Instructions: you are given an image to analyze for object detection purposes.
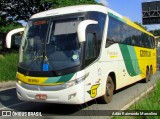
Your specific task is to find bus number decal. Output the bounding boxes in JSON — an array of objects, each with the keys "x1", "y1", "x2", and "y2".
[{"x1": 28, "y1": 79, "x2": 39, "y2": 83}]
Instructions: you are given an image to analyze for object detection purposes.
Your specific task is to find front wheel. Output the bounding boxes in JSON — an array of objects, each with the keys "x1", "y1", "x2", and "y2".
[{"x1": 98, "y1": 76, "x2": 114, "y2": 104}]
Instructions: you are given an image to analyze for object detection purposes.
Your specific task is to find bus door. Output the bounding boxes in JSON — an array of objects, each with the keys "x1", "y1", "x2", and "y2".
[{"x1": 84, "y1": 32, "x2": 102, "y2": 102}]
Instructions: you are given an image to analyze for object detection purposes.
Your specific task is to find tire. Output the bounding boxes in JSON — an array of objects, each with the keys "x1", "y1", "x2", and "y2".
[
  {"x1": 144, "y1": 68, "x2": 150, "y2": 83},
  {"x1": 98, "y1": 76, "x2": 114, "y2": 104},
  {"x1": 149, "y1": 66, "x2": 153, "y2": 80}
]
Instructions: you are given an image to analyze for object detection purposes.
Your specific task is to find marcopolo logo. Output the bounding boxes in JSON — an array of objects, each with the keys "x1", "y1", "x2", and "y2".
[{"x1": 140, "y1": 50, "x2": 151, "y2": 57}]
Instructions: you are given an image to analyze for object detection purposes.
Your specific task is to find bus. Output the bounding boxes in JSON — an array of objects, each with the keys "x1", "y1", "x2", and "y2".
[{"x1": 6, "y1": 5, "x2": 156, "y2": 104}]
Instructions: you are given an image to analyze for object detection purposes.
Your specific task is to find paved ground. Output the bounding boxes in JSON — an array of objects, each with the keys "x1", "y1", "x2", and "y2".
[{"x1": 0, "y1": 71, "x2": 159, "y2": 119}]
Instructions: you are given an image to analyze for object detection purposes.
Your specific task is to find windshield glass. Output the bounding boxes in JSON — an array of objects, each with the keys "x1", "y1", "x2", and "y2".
[{"x1": 19, "y1": 16, "x2": 82, "y2": 72}]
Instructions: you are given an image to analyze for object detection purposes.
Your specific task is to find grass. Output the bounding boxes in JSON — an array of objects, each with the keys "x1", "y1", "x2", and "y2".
[
  {"x1": 0, "y1": 51, "x2": 18, "y2": 82},
  {"x1": 112, "y1": 80, "x2": 160, "y2": 119}
]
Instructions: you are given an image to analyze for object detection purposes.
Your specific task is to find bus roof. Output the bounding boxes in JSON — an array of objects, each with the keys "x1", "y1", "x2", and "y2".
[
  {"x1": 31, "y1": 5, "x2": 108, "y2": 19},
  {"x1": 31, "y1": 4, "x2": 153, "y2": 37}
]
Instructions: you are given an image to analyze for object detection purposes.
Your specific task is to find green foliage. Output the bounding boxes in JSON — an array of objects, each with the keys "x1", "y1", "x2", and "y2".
[
  {"x1": 134, "y1": 22, "x2": 160, "y2": 37},
  {"x1": 150, "y1": 29, "x2": 160, "y2": 36},
  {"x1": 43, "y1": 0, "x2": 99, "y2": 8},
  {"x1": 134, "y1": 22, "x2": 147, "y2": 30},
  {"x1": 0, "y1": 15, "x2": 23, "y2": 33},
  {"x1": 0, "y1": 20, "x2": 22, "y2": 33},
  {"x1": 0, "y1": 52, "x2": 18, "y2": 82},
  {"x1": 112, "y1": 80, "x2": 160, "y2": 119}
]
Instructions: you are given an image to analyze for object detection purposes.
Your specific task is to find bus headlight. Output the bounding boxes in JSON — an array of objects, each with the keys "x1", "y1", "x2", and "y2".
[
  {"x1": 17, "y1": 80, "x2": 22, "y2": 85},
  {"x1": 65, "y1": 80, "x2": 76, "y2": 88},
  {"x1": 62, "y1": 73, "x2": 89, "y2": 89}
]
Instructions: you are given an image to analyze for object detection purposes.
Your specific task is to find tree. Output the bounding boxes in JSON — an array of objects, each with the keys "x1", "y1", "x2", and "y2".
[
  {"x1": 134, "y1": 22, "x2": 147, "y2": 30},
  {"x1": 0, "y1": 20, "x2": 22, "y2": 33},
  {"x1": 0, "y1": 0, "x2": 56, "y2": 33},
  {"x1": 150, "y1": 29, "x2": 160, "y2": 36},
  {"x1": 0, "y1": 0, "x2": 98, "y2": 22},
  {"x1": 52, "y1": 0, "x2": 98, "y2": 8},
  {"x1": 0, "y1": 0, "x2": 53, "y2": 22}
]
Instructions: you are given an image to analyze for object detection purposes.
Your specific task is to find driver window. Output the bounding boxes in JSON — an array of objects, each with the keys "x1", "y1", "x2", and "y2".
[{"x1": 85, "y1": 33, "x2": 96, "y2": 60}]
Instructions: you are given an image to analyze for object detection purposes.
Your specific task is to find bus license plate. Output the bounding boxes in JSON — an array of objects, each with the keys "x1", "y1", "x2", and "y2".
[{"x1": 35, "y1": 94, "x2": 47, "y2": 100}]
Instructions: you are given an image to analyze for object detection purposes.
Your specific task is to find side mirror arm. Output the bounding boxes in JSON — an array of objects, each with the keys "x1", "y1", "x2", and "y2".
[
  {"x1": 77, "y1": 20, "x2": 98, "y2": 43},
  {"x1": 6, "y1": 28, "x2": 25, "y2": 48}
]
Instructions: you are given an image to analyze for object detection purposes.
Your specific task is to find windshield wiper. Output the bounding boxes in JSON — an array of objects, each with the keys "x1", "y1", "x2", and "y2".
[{"x1": 25, "y1": 52, "x2": 42, "y2": 76}]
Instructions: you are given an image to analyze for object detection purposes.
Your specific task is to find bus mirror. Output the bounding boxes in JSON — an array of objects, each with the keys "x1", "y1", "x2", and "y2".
[
  {"x1": 77, "y1": 20, "x2": 98, "y2": 42},
  {"x1": 6, "y1": 28, "x2": 25, "y2": 48}
]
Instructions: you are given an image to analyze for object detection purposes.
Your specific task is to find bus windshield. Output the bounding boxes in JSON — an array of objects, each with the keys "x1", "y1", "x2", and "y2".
[{"x1": 19, "y1": 17, "x2": 83, "y2": 72}]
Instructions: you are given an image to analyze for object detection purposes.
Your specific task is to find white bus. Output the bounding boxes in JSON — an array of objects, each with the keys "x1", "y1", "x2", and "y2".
[{"x1": 6, "y1": 5, "x2": 156, "y2": 104}]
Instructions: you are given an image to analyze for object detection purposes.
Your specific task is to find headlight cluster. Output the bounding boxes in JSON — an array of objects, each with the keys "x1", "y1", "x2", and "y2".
[{"x1": 62, "y1": 73, "x2": 89, "y2": 89}]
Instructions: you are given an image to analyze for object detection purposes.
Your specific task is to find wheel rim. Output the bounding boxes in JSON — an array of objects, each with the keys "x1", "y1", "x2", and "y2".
[{"x1": 106, "y1": 80, "x2": 113, "y2": 97}]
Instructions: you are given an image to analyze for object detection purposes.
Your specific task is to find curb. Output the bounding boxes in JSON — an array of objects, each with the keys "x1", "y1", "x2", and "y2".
[
  {"x1": 110, "y1": 84, "x2": 156, "y2": 119},
  {"x1": 0, "y1": 81, "x2": 16, "y2": 90},
  {"x1": 121, "y1": 84, "x2": 156, "y2": 110}
]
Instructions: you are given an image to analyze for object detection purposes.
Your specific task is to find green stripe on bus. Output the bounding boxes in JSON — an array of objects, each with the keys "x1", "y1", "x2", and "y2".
[
  {"x1": 119, "y1": 44, "x2": 137, "y2": 76},
  {"x1": 128, "y1": 46, "x2": 137, "y2": 74},
  {"x1": 58, "y1": 73, "x2": 75, "y2": 82},
  {"x1": 44, "y1": 73, "x2": 75, "y2": 84},
  {"x1": 108, "y1": 12, "x2": 125, "y2": 23},
  {"x1": 44, "y1": 77, "x2": 61, "y2": 84},
  {"x1": 127, "y1": 46, "x2": 142, "y2": 74}
]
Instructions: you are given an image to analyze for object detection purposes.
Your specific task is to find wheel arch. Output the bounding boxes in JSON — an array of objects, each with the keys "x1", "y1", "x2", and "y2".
[{"x1": 108, "y1": 72, "x2": 116, "y2": 91}]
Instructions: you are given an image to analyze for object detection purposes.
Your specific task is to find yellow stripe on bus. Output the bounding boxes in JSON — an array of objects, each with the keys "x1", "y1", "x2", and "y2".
[
  {"x1": 16, "y1": 72, "x2": 48, "y2": 85},
  {"x1": 123, "y1": 17, "x2": 153, "y2": 36}
]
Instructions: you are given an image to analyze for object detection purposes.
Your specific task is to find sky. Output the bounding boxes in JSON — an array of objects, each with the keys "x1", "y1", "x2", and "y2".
[{"x1": 96, "y1": 0, "x2": 160, "y2": 30}]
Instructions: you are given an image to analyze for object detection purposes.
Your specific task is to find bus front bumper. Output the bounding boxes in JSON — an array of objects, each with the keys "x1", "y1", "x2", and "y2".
[{"x1": 16, "y1": 82, "x2": 85, "y2": 104}]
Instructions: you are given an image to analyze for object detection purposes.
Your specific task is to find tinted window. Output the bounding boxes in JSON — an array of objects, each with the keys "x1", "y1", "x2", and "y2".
[
  {"x1": 86, "y1": 33, "x2": 96, "y2": 60},
  {"x1": 107, "y1": 17, "x2": 122, "y2": 43},
  {"x1": 151, "y1": 37, "x2": 155, "y2": 48},
  {"x1": 87, "y1": 12, "x2": 106, "y2": 51},
  {"x1": 106, "y1": 16, "x2": 154, "y2": 49}
]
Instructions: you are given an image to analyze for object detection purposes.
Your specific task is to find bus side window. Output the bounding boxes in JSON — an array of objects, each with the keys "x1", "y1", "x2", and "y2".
[
  {"x1": 152, "y1": 37, "x2": 155, "y2": 48},
  {"x1": 85, "y1": 33, "x2": 96, "y2": 60}
]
